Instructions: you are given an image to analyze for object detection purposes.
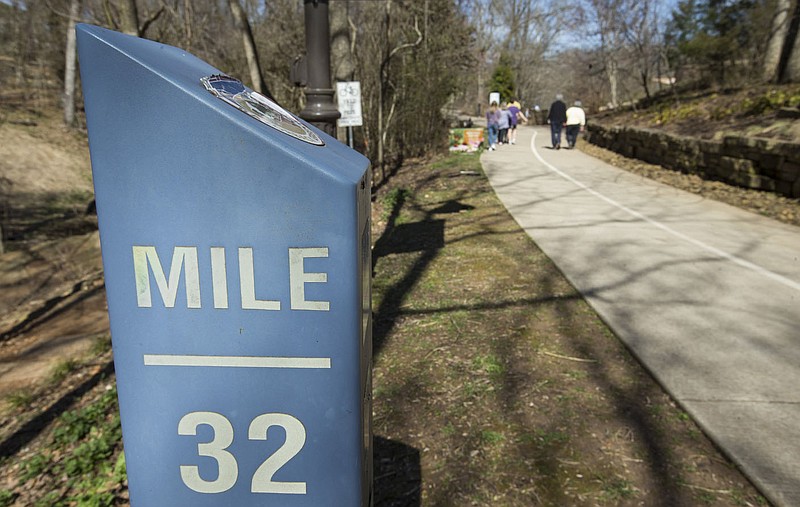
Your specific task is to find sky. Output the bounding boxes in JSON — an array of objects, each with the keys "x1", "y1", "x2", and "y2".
[{"x1": 554, "y1": 0, "x2": 683, "y2": 51}]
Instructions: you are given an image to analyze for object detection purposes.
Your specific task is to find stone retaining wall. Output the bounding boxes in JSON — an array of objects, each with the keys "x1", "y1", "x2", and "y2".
[{"x1": 586, "y1": 124, "x2": 800, "y2": 198}]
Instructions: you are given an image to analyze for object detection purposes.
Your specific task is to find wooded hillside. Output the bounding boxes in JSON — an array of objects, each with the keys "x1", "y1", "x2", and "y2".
[{"x1": 1, "y1": 0, "x2": 799, "y2": 157}]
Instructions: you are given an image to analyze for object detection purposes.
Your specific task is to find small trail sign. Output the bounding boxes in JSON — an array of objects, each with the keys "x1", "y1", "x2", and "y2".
[{"x1": 337, "y1": 82, "x2": 363, "y2": 128}]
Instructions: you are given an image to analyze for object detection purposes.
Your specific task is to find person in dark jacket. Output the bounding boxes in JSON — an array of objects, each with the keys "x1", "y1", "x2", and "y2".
[{"x1": 547, "y1": 94, "x2": 567, "y2": 149}]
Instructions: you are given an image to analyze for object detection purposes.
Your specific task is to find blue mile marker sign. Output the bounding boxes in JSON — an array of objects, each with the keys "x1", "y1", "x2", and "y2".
[{"x1": 77, "y1": 24, "x2": 372, "y2": 506}]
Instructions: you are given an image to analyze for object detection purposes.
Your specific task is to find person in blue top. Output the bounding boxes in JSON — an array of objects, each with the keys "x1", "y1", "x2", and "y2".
[
  {"x1": 486, "y1": 101, "x2": 500, "y2": 151},
  {"x1": 547, "y1": 94, "x2": 567, "y2": 149}
]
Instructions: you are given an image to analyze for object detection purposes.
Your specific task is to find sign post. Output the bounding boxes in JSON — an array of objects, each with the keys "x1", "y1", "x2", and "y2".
[{"x1": 77, "y1": 24, "x2": 372, "y2": 506}]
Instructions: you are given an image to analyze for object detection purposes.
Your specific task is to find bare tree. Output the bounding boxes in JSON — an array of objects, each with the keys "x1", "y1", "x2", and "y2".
[
  {"x1": 622, "y1": 0, "x2": 662, "y2": 99},
  {"x1": 331, "y1": 0, "x2": 356, "y2": 82},
  {"x1": 118, "y1": 0, "x2": 138, "y2": 34},
  {"x1": 342, "y1": 0, "x2": 473, "y2": 181},
  {"x1": 584, "y1": 0, "x2": 632, "y2": 107},
  {"x1": 376, "y1": 0, "x2": 423, "y2": 173},
  {"x1": 330, "y1": 1, "x2": 356, "y2": 142},
  {"x1": 97, "y1": 0, "x2": 163, "y2": 37},
  {"x1": 63, "y1": 0, "x2": 82, "y2": 127},
  {"x1": 1, "y1": 0, "x2": 479, "y2": 184},
  {"x1": 467, "y1": 0, "x2": 494, "y2": 110},
  {"x1": 781, "y1": 0, "x2": 800, "y2": 82},
  {"x1": 0, "y1": 178, "x2": 10, "y2": 256},
  {"x1": 228, "y1": 0, "x2": 270, "y2": 97},
  {"x1": 489, "y1": 0, "x2": 561, "y2": 103},
  {"x1": 764, "y1": 0, "x2": 793, "y2": 81}
]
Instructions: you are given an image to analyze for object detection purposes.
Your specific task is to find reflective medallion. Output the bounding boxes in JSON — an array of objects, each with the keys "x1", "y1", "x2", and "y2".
[{"x1": 202, "y1": 74, "x2": 323, "y2": 146}]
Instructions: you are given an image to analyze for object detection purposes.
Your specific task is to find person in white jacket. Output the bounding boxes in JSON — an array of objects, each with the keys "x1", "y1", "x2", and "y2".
[{"x1": 565, "y1": 100, "x2": 586, "y2": 149}]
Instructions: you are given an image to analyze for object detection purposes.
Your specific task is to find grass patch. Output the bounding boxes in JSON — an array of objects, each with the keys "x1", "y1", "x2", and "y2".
[
  {"x1": 480, "y1": 430, "x2": 505, "y2": 444},
  {"x1": 380, "y1": 187, "x2": 411, "y2": 221},
  {"x1": 740, "y1": 88, "x2": 800, "y2": 115},
  {"x1": 49, "y1": 358, "x2": 79, "y2": 384},
  {"x1": 520, "y1": 429, "x2": 570, "y2": 446},
  {"x1": 600, "y1": 477, "x2": 636, "y2": 500},
  {"x1": 472, "y1": 354, "x2": 503, "y2": 377},
  {"x1": 15, "y1": 386, "x2": 124, "y2": 506},
  {"x1": 0, "y1": 490, "x2": 16, "y2": 507},
  {"x1": 5, "y1": 389, "x2": 34, "y2": 408},
  {"x1": 90, "y1": 334, "x2": 112, "y2": 355}
]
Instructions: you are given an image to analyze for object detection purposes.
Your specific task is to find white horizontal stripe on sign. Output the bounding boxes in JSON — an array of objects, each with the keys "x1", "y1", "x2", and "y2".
[{"x1": 143, "y1": 354, "x2": 331, "y2": 369}]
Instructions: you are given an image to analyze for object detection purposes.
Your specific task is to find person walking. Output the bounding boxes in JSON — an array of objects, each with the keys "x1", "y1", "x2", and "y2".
[
  {"x1": 508, "y1": 99, "x2": 526, "y2": 145},
  {"x1": 547, "y1": 94, "x2": 567, "y2": 149},
  {"x1": 565, "y1": 100, "x2": 586, "y2": 149},
  {"x1": 486, "y1": 101, "x2": 500, "y2": 151},
  {"x1": 497, "y1": 102, "x2": 511, "y2": 145}
]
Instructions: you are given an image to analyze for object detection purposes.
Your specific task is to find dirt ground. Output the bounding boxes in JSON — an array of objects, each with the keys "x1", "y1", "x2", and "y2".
[
  {"x1": 0, "y1": 100, "x2": 792, "y2": 504},
  {"x1": 0, "y1": 109, "x2": 106, "y2": 408},
  {"x1": 0, "y1": 232, "x2": 107, "y2": 400}
]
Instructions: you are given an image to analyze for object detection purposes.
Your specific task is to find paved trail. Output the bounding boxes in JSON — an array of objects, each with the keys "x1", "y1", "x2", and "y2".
[{"x1": 483, "y1": 125, "x2": 800, "y2": 507}]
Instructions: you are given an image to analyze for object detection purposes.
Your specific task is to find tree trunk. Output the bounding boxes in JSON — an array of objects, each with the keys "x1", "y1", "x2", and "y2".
[
  {"x1": 331, "y1": 0, "x2": 355, "y2": 82},
  {"x1": 183, "y1": 0, "x2": 193, "y2": 47},
  {"x1": 607, "y1": 58, "x2": 619, "y2": 108},
  {"x1": 784, "y1": 0, "x2": 800, "y2": 82},
  {"x1": 63, "y1": 0, "x2": 81, "y2": 127},
  {"x1": 378, "y1": 0, "x2": 390, "y2": 177},
  {"x1": 0, "y1": 178, "x2": 6, "y2": 255},
  {"x1": 228, "y1": 0, "x2": 270, "y2": 97},
  {"x1": 331, "y1": 1, "x2": 354, "y2": 142},
  {"x1": 640, "y1": 69, "x2": 651, "y2": 99},
  {"x1": 119, "y1": 0, "x2": 139, "y2": 36},
  {"x1": 765, "y1": 0, "x2": 792, "y2": 81}
]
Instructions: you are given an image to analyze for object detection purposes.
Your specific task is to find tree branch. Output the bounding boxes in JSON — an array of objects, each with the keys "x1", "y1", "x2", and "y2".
[
  {"x1": 387, "y1": 15, "x2": 423, "y2": 61},
  {"x1": 139, "y1": 6, "x2": 165, "y2": 37}
]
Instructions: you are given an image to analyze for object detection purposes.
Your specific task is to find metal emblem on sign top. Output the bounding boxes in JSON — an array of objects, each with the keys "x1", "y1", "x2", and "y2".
[{"x1": 202, "y1": 75, "x2": 324, "y2": 146}]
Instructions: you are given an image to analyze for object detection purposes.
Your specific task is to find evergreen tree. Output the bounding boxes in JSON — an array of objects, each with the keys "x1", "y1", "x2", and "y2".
[
  {"x1": 666, "y1": 0, "x2": 759, "y2": 84},
  {"x1": 488, "y1": 53, "x2": 516, "y2": 102}
]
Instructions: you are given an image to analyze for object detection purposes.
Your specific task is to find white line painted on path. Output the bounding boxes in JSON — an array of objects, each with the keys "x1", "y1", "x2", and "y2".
[{"x1": 529, "y1": 131, "x2": 800, "y2": 293}]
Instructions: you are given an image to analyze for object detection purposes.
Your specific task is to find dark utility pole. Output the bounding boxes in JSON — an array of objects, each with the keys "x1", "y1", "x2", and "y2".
[{"x1": 299, "y1": 0, "x2": 340, "y2": 137}]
